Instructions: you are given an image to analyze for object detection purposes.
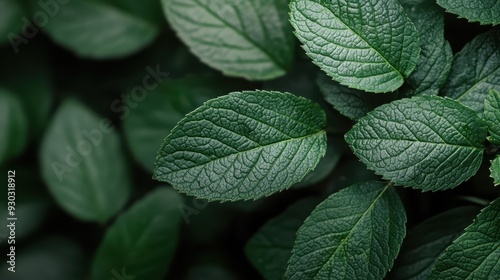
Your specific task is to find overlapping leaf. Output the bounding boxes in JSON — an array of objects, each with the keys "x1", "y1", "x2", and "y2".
[
  {"x1": 491, "y1": 156, "x2": 500, "y2": 186},
  {"x1": 437, "y1": 0, "x2": 500, "y2": 25},
  {"x1": 163, "y1": 0, "x2": 294, "y2": 80},
  {"x1": 484, "y1": 90, "x2": 500, "y2": 144},
  {"x1": 290, "y1": 0, "x2": 420, "y2": 93},
  {"x1": 346, "y1": 96, "x2": 487, "y2": 191},
  {"x1": 154, "y1": 91, "x2": 327, "y2": 201},
  {"x1": 430, "y1": 198, "x2": 500, "y2": 279},
  {"x1": 286, "y1": 181, "x2": 406, "y2": 280},
  {"x1": 0, "y1": 89, "x2": 28, "y2": 164}
]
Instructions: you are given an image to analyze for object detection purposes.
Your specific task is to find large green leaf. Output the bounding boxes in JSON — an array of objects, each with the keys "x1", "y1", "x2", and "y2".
[
  {"x1": 91, "y1": 188, "x2": 182, "y2": 280},
  {"x1": 154, "y1": 91, "x2": 327, "y2": 201},
  {"x1": 389, "y1": 206, "x2": 479, "y2": 280},
  {"x1": 286, "y1": 181, "x2": 406, "y2": 280},
  {"x1": 289, "y1": 0, "x2": 420, "y2": 93},
  {"x1": 442, "y1": 30, "x2": 500, "y2": 115},
  {"x1": 491, "y1": 156, "x2": 500, "y2": 186},
  {"x1": 124, "y1": 76, "x2": 239, "y2": 172},
  {"x1": 0, "y1": 89, "x2": 28, "y2": 165},
  {"x1": 484, "y1": 90, "x2": 500, "y2": 145},
  {"x1": 98, "y1": 0, "x2": 164, "y2": 25},
  {"x1": 40, "y1": 99, "x2": 130, "y2": 222},
  {"x1": 163, "y1": 0, "x2": 294, "y2": 80},
  {"x1": 245, "y1": 198, "x2": 319, "y2": 280},
  {"x1": 430, "y1": 198, "x2": 500, "y2": 279},
  {"x1": 400, "y1": 0, "x2": 453, "y2": 97},
  {"x1": 0, "y1": 0, "x2": 23, "y2": 46},
  {"x1": 437, "y1": 0, "x2": 500, "y2": 25},
  {"x1": 41, "y1": 0, "x2": 158, "y2": 59},
  {"x1": 346, "y1": 96, "x2": 487, "y2": 191}
]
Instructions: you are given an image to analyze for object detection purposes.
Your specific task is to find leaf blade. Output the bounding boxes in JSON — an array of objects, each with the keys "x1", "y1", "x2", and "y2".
[
  {"x1": 0, "y1": 89, "x2": 28, "y2": 164},
  {"x1": 153, "y1": 90, "x2": 327, "y2": 201},
  {"x1": 437, "y1": 0, "x2": 500, "y2": 25},
  {"x1": 491, "y1": 156, "x2": 500, "y2": 186},
  {"x1": 484, "y1": 89, "x2": 500, "y2": 145}
]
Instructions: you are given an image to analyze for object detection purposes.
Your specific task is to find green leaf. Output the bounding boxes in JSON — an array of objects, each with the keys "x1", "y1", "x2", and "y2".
[
  {"x1": 42, "y1": 0, "x2": 158, "y2": 59},
  {"x1": 286, "y1": 181, "x2": 406, "y2": 280},
  {"x1": 154, "y1": 90, "x2": 327, "y2": 201},
  {"x1": 317, "y1": 73, "x2": 396, "y2": 121},
  {"x1": 491, "y1": 156, "x2": 500, "y2": 186},
  {"x1": 389, "y1": 206, "x2": 479, "y2": 280},
  {"x1": 124, "y1": 76, "x2": 239, "y2": 172},
  {"x1": 400, "y1": 0, "x2": 453, "y2": 97},
  {"x1": 484, "y1": 90, "x2": 500, "y2": 145},
  {"x1": 245, "y1": 198, "x2": 319, "y2": 280},
  {"x1": 163, "y1": 0, "x2": 294, "y2": 80},
  {"x1": 0, "y1": 0, "x2": 24, "y2": 45},
  {"x1": 40, "y1": 99, "x2": 130, "y2": 222},
  {"x1": 430, "y1": 197, "x2": 500, "y2": 279},
  {"x1": 97, "y1": 0, "x2": 164, "y2": 25},
  {"x1": 289, "y1": 0, "x2": 420, "y2": 93},
  {"x1": 437, "y1": 0, "x2": 500, "y2": 25},
  {"x1": 345, "y1": 96, "x2": 487, "y2": 191},
  {"x1": 91, "y1": 188, "x2": 182, "y2": 280},
  {"x1": 0, "y1": 89, "x2": 28, "y2": 164},
  {"x1": 442, "y1": 30, "x2": 500, "y2": 115}
]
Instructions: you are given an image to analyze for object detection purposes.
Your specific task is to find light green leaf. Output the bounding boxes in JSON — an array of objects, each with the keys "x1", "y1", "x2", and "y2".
[
  {"x1": 484, "y1": 90, "x2": 500, "y2": 145},
  {"x1": 437, "y1": 0, "x2": 500, "y2": 25},
  {"x1": 40, "y1": 99, "x2": 130, "y2": 222},
  {"x1": 0, "y1": 89, "x2": 28, "y2": 164},
  {"x1": 245, "y1": 198, "x2": 319, "y2": 280},
  {"x1": 163, "y1": 0, "x2": 294, "y2": 80},
  {"x1": 317, "y1": 73, "x2": 396, "y2": 121},
  {"x1": 0, "y1": 0, "x2": 23, "y2": 46},
  {"x1": 491, "y1": 156, "x2": 500, "y2": 186},
  {"x1": 124, "y1": 76, "x2": 239, "y2": 172},
  {"x1": 154, "y1": 90, "x2": 327, "y2": 201},
  {"x1": 400, "y1": 0, "x2": 453, "y2": 97},
  {"x1": 442, "y1": 30, "x2": 500, "y2": 114},
  {"x1": 289, "y1": 0, "x2": 420, "y2": 93},
  {"x1": 389, "y1": 206, "x2": 479, "y2": 280},
  {"x1": 430, "y1": 197, "x2": 500, "y2": 279},
  {"x1": 345, "y1": 96, "x2": 487, "y2": 191},
  {"x1": 91, "y1": 188, "x2": 182, "y2": 280},
  {"x1": 42, "y1": 0, "x2": 158, "y2": 59},
  {"x1": 286, "y1": 181, "x2": 406, "y2": 280}
]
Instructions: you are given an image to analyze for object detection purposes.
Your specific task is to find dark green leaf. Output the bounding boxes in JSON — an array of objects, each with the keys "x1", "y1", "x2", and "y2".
[
  {"x1": 42, "y1": 0, "x2": 158, "y2": 59},
  {"x1": 430, "y1": 198, "x2": 500, "y2": 279},
  {"x1": 91, "y1": 188, "x2": 182, "y2": 280},
  {"x1": 154, "y1": 91, "x2": 327, "y2": 201},
  {"x1": 437, "y1": 0, "x2": 500, "y2": 25},
  {"x1": 289, "y1": 0, "x2": 420, "y2": 93},
  {"x1": 484, "y1": 90, "x2": 500, "y2": 145},
  {"x1": 400, "y1": 0, "x2": 453, "y2": 97},
  {"x1": 40, "y1": 99, "x2": 130, "y2": 222},
  {"x1": 491, "y1": 156, "x2": 500, "y2": 186},
  {"x1": 163, "y1": 0, "x2": 294, "y2": 80},
  {"x1": 442, "y1": 30, "x2": 500, "y2": 114},
  {"x1": 286, "y1": 181, "x2": 406, "y2": 280},
  {"x1": 0, "y1": 89, "x2": 28, "y2": 164},
  {"x1": 346, "y1": 96, "x2": 487, "y2": 191},
  {"x1": 245, "y1": 198, "x2": 319, "y2": 280},
  {"x1": 389, "y1": 206, "x2": 479, "y2": 280},
  {"x1": 0, "y1": 0, "x2": 24, "y2": 46}
]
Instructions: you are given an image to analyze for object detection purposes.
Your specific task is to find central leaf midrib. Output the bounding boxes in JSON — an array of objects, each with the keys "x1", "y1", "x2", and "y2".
[
  {"x1": 167, "y1": 130, "x2": 324, "y2": 174},
  {"x1": 187, "y1": 0, "x2": 286, "y2": 70},
  {"x1": 455, "y1": 64, "x2": 500, "y2": 101}
]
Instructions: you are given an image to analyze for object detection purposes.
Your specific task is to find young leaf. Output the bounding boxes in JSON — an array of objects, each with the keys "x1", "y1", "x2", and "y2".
[
  {"x1": 491, "y1": 156, "x2": 500, "y2": 186},
  {"x1": 0, "y1": 89, "x2": 28, "y2": 165},
  {"x1": 389, "y1": 206, "x2": 479, "y2": 280},
  {"x1": 91, "y1": 188, "x2": 183, "y2": 280},
  {"x1": 40, "y1": 99, "x2": 130, "y2": 223},
  {"x1": 245, "y1": 198, "x2": 319, "y2": 280},
  {"x1": 154, "y1": 91, "x2": 327, "y2": 201},
  {"x1": 317, "y1": 73, "x2": 396, "y2": 121},
  {"x1": 484, "y1": 90, "x2": 500, "y2": 145},
  {"x1": 163, "y1": 0, "x2": 294, "y2": 80},
  {"x1": 0, "y1": 0, "x2": 23, "y2": 45},
  {"x1": 400, "y1": 0, "x2": 453, "y2": 97},
  {"x1": 437, "y1": 0, "x2": 500, "y2": 25},
  {"x1": 430, "y1": 197, "x2": 500, "y2": 279},
  {"x1": 442, "y1": 30, "x2": 500, "y2": 114},
  {"x1": 289, "y1": 0, "x2": 420, "y2": 93},
  {"x1": 286, "y1": 181, "x2": 406, "y2": 280},
  {"x1": 345, "y1": 96, "x2": 487, "y2": 191},
  {"x1": 41, "y1": 0, "x2": 158, "y2": 59}
]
